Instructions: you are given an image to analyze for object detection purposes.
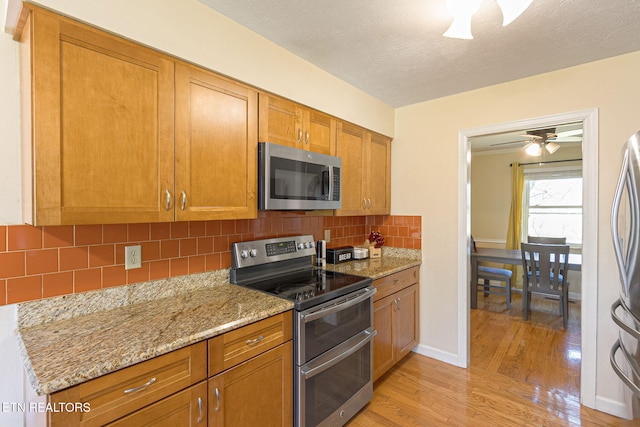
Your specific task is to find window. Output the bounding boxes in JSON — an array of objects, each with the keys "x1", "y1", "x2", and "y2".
[{"x1": 522, "y1": 167, "x2": 582, "y2": 246}]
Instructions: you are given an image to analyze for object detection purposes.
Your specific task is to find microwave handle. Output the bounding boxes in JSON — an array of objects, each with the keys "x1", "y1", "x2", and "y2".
[{"x1": 323, "y1": 166, "x2": 333, "y2": 200}]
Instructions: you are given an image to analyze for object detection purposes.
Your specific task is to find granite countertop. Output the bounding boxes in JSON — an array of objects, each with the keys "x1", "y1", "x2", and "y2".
[
  {"x1": 323, "y1": 247, "x2": 421, "y2": 279},
  {"x1": 16, "y1": 271, "x2": 293, "y2": 396},
  {"x1": 16, "y1": 247, "x2": 420, "y2": 396}
]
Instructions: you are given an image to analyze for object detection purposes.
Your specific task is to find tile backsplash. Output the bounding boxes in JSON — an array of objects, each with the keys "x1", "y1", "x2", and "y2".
[{"x1": 0, "y1": 212, "x2": 421, "y2": 306}]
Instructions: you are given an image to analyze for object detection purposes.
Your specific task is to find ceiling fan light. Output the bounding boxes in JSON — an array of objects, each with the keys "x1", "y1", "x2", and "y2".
[
  {"x1": 524, "y1": 141, "x2": 541, "y2": 156},
  {"x1": 495, "y1": 0, "x2": 533, "y2": 26},
  {"x1": 443, "y1": 0, "x2": 482, "y2": 39},
  {"x1": 443, "y1": 16, "x2": 474, "y2": 39},
  {"x1": 545, "y1": 141, "x2": 560, "y2": 154}
]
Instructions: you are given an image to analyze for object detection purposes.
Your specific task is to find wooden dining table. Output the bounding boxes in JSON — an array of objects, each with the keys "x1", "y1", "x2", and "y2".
[{"x1": 470, "y1": 247, "x2": 582, "y2": 309}]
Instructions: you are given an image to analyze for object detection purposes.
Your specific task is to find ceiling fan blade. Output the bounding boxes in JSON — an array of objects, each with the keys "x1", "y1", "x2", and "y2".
[
  {"x1": 553, "y1": 136, "x2": 582, "y2": 142},
  {"x1": 489, "y1": 140, "x2": 527, "y2": 147},
  {"x1": 556, "y1": 129, "x2": 583, "y2": 138}
]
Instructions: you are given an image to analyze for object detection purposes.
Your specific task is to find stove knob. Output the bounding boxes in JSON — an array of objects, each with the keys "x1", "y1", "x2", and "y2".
[
  {"x1": 309, "y1": 241, "x2": 315, "y2": 248},
  {"x1": 297, "y1": 243, "x2": 304, "y2": 250},
  {"x1": 304, "y1": 242, "x2": 311, "y2": 249},
  {"x1": 240, "y1": 250, "x2": 249, "y2": 259},
  {"x1": 249, "y1": 249, "x2": 258, "y2": 257}
]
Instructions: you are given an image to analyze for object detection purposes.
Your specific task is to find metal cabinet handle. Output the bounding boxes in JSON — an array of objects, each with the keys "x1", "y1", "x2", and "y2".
[
  {"x1": 362, "y1": 199, "x2": 367, "y2": 209},
  {"x1": 181, "y1": 190, "x2": 187, "y2": 211},
  {"x1": 367, "y1": 198, "x2": 372, "y2": 208},
  {"x1": 197, "y1": 397, "x2": 203, "y2": 423},
  {"x1": 246, "y1": 335, "x2": 264, "y2": 345},
  {"x1": 393, "y1": 299, "x2": 398, "y2": 312},
  {"x1": 214, "y1": 387, "x2": 221, "y2": 412},
  {"x1": 298, "y1": 129, "x2": 303, "y2": 143},
  {"x1": 305, "y1": 130, "x2": 309, "y2": 145},
  {"x1": 396, "y1": 297, "x2": 401, "y2": 310},
  {"x1": 165, "y1": 189, "x2": 172, "y2": 211},
  {"x1": 124, "y1": 377, "x2": 157, "y2": 394}
]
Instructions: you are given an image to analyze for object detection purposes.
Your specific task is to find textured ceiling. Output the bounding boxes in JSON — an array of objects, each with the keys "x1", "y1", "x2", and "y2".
[{"x1": 199, "y1": 0, "x2": 640, "y2": 108}]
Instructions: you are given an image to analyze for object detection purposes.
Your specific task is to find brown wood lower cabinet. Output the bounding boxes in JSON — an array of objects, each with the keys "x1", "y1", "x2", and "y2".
[
  {"x1": 372, "y1": 267, "x2": 420, "y2": 381},
  {"x1": 207, "y1": 342, "x2": 293, "y2": 426},
  {"x1": 106, "y1": 381, "x2": 207, "y2": 426}
]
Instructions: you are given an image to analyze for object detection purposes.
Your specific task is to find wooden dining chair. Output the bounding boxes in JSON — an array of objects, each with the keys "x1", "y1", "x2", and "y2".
[
  {"x1": 527, "y1": 236, "x2": 567, "y2": 244},
  {"x1": 471, "y1": 236, "x2": 513, "y2": 308},
  {"x1": 520, "y1": 243, "x2": 571, "y2": 328}
]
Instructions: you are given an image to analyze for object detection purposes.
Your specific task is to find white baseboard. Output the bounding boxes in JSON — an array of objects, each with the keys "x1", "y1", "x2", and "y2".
[
  {"x1": 595, "y1": 394, "x2": 631, "y2": 420},
  {"x1": 412, "y1": 344, "x2": 462, "y2": 367}
]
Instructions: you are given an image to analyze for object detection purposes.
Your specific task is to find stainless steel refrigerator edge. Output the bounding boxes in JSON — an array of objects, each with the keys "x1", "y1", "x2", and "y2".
[{"x1": 610, "y1": 130, "x2": 640, "y2": 419}]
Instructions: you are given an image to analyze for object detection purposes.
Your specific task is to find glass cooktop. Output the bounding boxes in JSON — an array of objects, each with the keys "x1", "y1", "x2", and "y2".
[{"x1": 241, "y1": 268, "x2": 372, "y2": 311}]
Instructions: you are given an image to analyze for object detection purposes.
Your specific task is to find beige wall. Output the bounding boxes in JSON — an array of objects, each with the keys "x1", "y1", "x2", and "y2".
[{"x1": 393, "y1": 50, "x2": 640, "y2": 413}]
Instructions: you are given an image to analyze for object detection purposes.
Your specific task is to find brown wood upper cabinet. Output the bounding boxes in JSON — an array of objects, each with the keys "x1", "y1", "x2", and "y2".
[
  {"x1": 17, "y1": 5, "x2": 257, "y2": 225},
  {"x1": 335, "y1": 122, "x2": 392, "y2": 216},
  {"x1": 175, "y1": 64, "x2": 257, "y2": 221},
  {"x1": 258, "y1": 94, "x2": 336, "y2": 155}
]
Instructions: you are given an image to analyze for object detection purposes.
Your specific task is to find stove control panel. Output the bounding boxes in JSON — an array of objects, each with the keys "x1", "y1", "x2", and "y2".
[{"x1": 232, "y1": 235, "x2": 316, "y2": 269}]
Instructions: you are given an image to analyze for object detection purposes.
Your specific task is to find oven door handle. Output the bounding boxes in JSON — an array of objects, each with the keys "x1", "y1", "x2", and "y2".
[
  {"x1": 300, "y1": 329, "x2": 377, "y2": 379},
  {"x1": 300, "y1": 287, "x2": 376, "y2": 323}
]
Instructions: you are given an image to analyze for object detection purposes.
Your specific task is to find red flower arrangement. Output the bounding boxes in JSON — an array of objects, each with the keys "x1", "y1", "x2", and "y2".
[{"x1": 368, "y1": 231, "x2": 385, "y2": 248}]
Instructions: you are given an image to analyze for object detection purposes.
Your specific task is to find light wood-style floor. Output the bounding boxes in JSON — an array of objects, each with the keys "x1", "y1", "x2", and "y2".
[{"x1": 349, "y1": 293, "x2": 636, "y2": 426}]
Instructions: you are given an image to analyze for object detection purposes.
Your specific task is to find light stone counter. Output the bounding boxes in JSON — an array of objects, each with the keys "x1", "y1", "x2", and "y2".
[
  {"x1": 15, "y1": 270, "x2": 293, "y2": 395},
  {"x1": 323, "y1": 247, "x2": 422, "y2": 279}
]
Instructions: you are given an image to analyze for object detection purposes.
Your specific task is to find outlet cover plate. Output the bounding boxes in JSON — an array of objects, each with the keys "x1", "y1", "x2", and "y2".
[{"x1": 125, "y1": 245, "x2": 142, "y2": 270}]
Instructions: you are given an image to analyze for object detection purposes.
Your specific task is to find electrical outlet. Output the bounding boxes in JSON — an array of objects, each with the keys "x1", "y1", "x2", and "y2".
[
  {"x1": 125, "y1": 245, "x2": 142, "y2": 270},
  {"x1": 324, "y1": 229, "x2": 331, "y2": 242}
]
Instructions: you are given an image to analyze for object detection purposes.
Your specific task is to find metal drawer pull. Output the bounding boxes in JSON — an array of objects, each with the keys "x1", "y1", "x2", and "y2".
[
  {"x1": 298, "y1": 129, "x2": 303, "y2": 143},
  {"x1": 165, "y1": 189, "x2": 172, "y2": 211},
  {"x1": 246, "y1": 335, "x2": 264, "y2": 345},
  {"x1": 181, "y1": 190, "x2": 187, "y2": 211},
  {"x1": 214, "y1": 387, "x2": 221, "y2": 412},
  {"x1": 197, "y1": 397, "x2": 203, "y2": 423},
  {"x1": 124, "y1": 377, "x2": 157, "y2": 394}
]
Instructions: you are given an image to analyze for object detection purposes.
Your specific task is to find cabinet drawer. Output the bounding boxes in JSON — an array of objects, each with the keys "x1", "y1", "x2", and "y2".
[
  {"x1": 208, "y1": 311, "x2": 293, "y2": 376},
  {"x1": 373, "y1": 266, "x2": 419, "y2": 301},
  {"x1": 49, "y1": 341, "x2": 207, "y2": 426}
]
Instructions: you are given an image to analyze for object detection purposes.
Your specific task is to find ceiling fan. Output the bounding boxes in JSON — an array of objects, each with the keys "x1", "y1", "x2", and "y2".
[{"x1": 489, "y1": 127, "x2": 583, "y2": 156}]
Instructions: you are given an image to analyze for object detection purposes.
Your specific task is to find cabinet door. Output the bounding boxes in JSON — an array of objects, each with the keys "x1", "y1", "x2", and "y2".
[
  {"x1": 373, "y1": 294, "x2": 395, "y2": 382},
  {"x1": 106, "y1": 381, "x2": 207, "y2": 427},
  {"x1": 258, "y1": 94, "x2": 302, "y2": 148},
  {"x1": 305, "y1": 110, "x2": 336, "y2": 155},
  {"x1": 335, "y1": 122, "x2": 367, "y2": 215},
  {"x1": 26, "y1": 8, "x2": 175, "y2": 225},
  {"x1": 175, "y1": 63, "x2": 258, "y2": 220},
  {"x1": 394, "y1": 284, "x2": 419, "y2": 360},
  {"x1": 366, "y1": 133, "x2": 392, "y2": 215},
  {"x1": 208, "y1": 342, "x2": 293, "y2": 427}
]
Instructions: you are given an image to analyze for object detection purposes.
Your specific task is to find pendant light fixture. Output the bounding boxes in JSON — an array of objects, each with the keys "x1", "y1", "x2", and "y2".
[{"x1": 444, "y1": 0, "x2": 533, "y2": 39}]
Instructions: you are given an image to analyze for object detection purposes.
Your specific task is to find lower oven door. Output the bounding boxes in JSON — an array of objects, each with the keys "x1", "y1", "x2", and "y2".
[{"x1": 296, "y1": 328, "x2": 376, "y2": 427}]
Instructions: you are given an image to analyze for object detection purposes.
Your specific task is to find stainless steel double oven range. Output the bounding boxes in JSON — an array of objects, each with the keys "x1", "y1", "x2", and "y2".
[{"x1": 231, "y1": 236, "x2": 376, "y2": 426}]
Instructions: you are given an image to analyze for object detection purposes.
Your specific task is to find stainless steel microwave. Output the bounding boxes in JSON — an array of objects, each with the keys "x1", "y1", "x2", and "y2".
[{"x1": 258, "y1": 142, "x2": 342, "y2": 210}]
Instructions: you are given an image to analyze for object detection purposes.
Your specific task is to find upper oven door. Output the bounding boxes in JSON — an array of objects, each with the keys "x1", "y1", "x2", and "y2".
[
  {"x1": 296, "y1": 287, "x2": 375, "y2": 365},
  {"x1": 259, "y1": 142, "x2": 342, "y2": 210}
]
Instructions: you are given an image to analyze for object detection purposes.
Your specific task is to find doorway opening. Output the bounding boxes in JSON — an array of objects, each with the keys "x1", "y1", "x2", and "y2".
[{"x1": 456, "y1": 108, "x2": 598, "y2": 408}]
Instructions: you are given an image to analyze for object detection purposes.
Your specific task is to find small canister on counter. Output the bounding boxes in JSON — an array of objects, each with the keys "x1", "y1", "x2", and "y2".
[
  {"x1": 326, "y1": 246, "x2": 354, "y2": 264},
  {"x1": 316, "y1": 240, "x2": 327, "y2": 267}
]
